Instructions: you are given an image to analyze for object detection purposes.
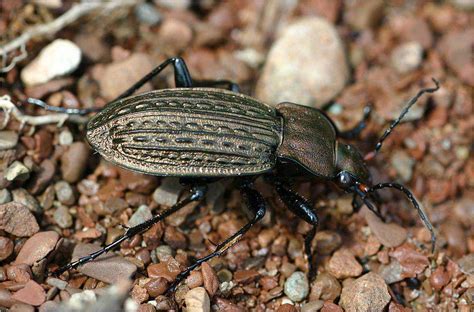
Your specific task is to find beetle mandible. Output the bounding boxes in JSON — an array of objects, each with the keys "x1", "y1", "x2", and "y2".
[{"x1": 42, "y1": 57, "x2": 439, "y2": 291}]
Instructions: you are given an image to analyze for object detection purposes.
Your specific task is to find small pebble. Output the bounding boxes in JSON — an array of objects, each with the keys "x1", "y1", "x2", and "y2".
[
  {"x1": 284, "y1": 271, "x2": 309, "y2": 302},
  {"x1": 14, "y1": 231, "x2": 60, "y2": 266},
  {"x1": 390, "y1": 150, "x2": 415, "y2": 182},
  {"x1": 152, "y1": 178, "x2": 184, "y2": 207},
  {"x1": 429, "y1": 266, "x2": 450, "y2": 291},
  {"x1": 201, "y1": 262, "x2": 219, "y2": 296},
  {"x1": 21, "y1": 39, "x2": 81, "y2": 86},
  {"x1": 389, "y1": 244, "x2": 429, "y2": 277},
  {"x1": 60, "y1": 142, "x2": 89, "y2": 183},
  {"x1": 128, "y1": 205, "x2": 152, "y2": 228},
  {"x1": 328, "y1": 249, "x2": 363, "y2": 279},
  {"x1": 339, "y1": 272, "x2": 390, "y2": 312},
  {"x1": 54, "y1": 181, "x2": 76, "y2": 206},
  {"x1": 12, "y1": 189, "x2": 41, "y2": 214},
  {"x1": 315, "y1": 231, "x2": 342, "y2": 255},
  {"x1": 362, "y1": 206, "x2": 407, "y2": 248},
  {"x1": 53, "y1": 206, "x2": 73, "y2": 229},
  {"x1": 58, "y1": 129, "x2": 73, "y2": 146},
  {"x1": 378, "y1": 260, "x2": 404, "y2": 284},
  {"x1": 345, "y1": 0, "x2": 385, "y2": 30},
  {"x1": 457, "y1": 253, "x2": 474, "y2": 275},
  {"x1": 0, "y1": 189, "x2": 11, "y2": 204},
  {"x1": 135, "y1": 2, "x2": 161, "y2": 25},
  {"x1": 28, "y1": 159, "x2": 56, "y2": 195},
  {"x1": 98, "y1": 53, "x2": 155, "y2": 101},
  {"x1": 302, "y1": 300, "x2": 324, "y2": 312},
  {"x1": 391, "y1": 41, "x2": 424, "y2": 74},
  {"x1": 46, "y1": 277, "x2": 68, "y2": 290},
  {"x1": 72, "y1": 244, "x2": 137, "y2": 283},
  {"x1": 4, "y1": 161, "x2": 30, "y2": 182},
  {"x1": 0, "y1": 131, "x2": 19, "y2": 150},
  {"x1": 0, "y1": 236, "x2": 14, "y2": 260},
  {"x1": 257, "y1": 17, "x2": 349, "y2": 108},
  {"x1": 184, "y1": 287, "x2": 210, "y2": 312},
  {"x1": 155, "y1": 0, "x2": 190, "y2": 10},
  {"x1": 11, "y1": 280, "x2": 46, "y2": 306},
  {"x1": 145, "y1": 277, "x2": 168, "y2": 297},
  {"x1": 0, "y1": 202, "x2": 39, "y2": 237},
  {"x1": 155, "y1": 245, "x2": 174, "y2": 262},
  {"x1": 10, "y1": 303, "x2": 35, "y2": 312},
  {"x1": 309, "y1": 272, "x2": 341, "y2": 301}
]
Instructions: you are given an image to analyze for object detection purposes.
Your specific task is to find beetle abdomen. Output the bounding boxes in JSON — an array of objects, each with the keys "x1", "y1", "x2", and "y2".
[{"x1": 87, "y1": 88, "x2": 282, "y2": 177}]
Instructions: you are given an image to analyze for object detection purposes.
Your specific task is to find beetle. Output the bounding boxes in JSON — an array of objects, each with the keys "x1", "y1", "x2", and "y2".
[{"x1": 37, "y1": 57, "x2": 438, "y2": 290}]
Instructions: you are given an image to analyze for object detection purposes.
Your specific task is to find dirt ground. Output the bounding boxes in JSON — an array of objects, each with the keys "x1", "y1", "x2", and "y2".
[{"x1": 0, "y1": 1, "x2": 472, "y2": 311}]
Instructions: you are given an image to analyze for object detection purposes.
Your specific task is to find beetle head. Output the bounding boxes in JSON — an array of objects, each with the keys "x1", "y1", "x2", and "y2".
[{"x1": 335, "y1": 142, "x2": 370, "y2": 188}]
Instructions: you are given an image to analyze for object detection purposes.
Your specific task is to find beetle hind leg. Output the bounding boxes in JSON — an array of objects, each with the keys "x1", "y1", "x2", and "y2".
[
  {"x1": 167, "y1": 180, "x2": 266, "y2": 292},
  {"x1": 274, "y1": 180, "x2": 319, "y2": 280},
  {"x1": 52, "y1": 184, "x2": 207, "y2": 276}
]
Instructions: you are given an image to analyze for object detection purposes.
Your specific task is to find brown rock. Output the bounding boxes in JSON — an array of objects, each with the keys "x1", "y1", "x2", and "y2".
[
  {"x1": 0, "y1": 202, "x2": 39, "y2": 237},
  {"x1": 340, "y1": 272, "x2": 390, "y2": 312},
  {"x1": 186, "y1": 271, "x2": 204, "y2": 289},
  {"x1": 277, "y1": 304, "x2": 297, "y2": 312},
  {"x1": 321, "y1": 302, "x2": 343, "y2": 312},
  {"x1": 184, "y1": 287, "x2": 210, "y2": 312},
  {"x1": 234, "y1": 269, "x2": 260, "y2": 284},
  {"x1": 131, "y1": 284, "x2": 149, "y2": 304},
  {"x1": 147, "y1": 259, "x2": 181, "y2": 282},
  {"x1": 138, "y1": 303, "x2": 156, "y2": 312},
  {"x1": 327, "y1": 249, "x2": 363, "y2": 279},
  {"x1": 10, "y1": 303, "x2": 35, "y2": 312},
  {"x1": 98, "y1": 53, "x2": 155, "y2": 101},
  {"x1": 440, "y1": 221, "x2": 467, "y2": 256},
  {"x1": 60, "y1": 142, "x2": 89, "y2": 183},
  {"x1": 438, "y1": 29, "x2": 474, "y2": 86},
  {"x1": 34, "y1": 130, "x2": 53, "y2": 161},
  {"x1": 201, "y1": 262, "x2": 219, "y2": 296},
  {"x1": 7, "y1": 264, "x2": 32, "y2": 283},
  {"x1": 259, "y1": 276, "x2": 278, "y2": 290},
  {"x1": 389, "y1": 244, "x2": 429, "y2": 278},
  {"x1": 158, "y1": 19, "x2": 193, "y2": 54},
  {"x1": 27, "y1": 159, "x2": 56, "y2": 195},
  {"x1": 119, "y1": 169, "x2": 158, "y2": 194},
  {"x1": 362, "y1": 206, "x2": 407, "y2": 248},
  {"x1": 163, "y1": 226, "x2": 187, "y2": 250},
  {"x1": 145, "y1": 277, "x2": 169, "y2": 297},
  {"x1": 11, "y1": 280, "x2": 45, "y2": 306},
  {"x1": 0, "y1": 288, "x2": 18, "y2": 308},
  {"x1": 345, "y1": 0, "x2": 384, "y2": 30},
  {"x1": 15, "y1": 231, "x2": 60, "y2": 266},
  {"x1": 429, "y1": 266, "x2": 450, "y2": 291},
  {"x1": 72, "y1": 243, "x2": 137, "y2": 283},
  {"x1": 309, "y1": 272, "x2": 341, "y2": 301},
  {"x1": 214, "y1": 297, "x2": 246, "y2": 312},
  {"x1": 0, "y1": 236, "x2": 14, "y2": 260},
  {"x1": 315, "y1": 231, "x2": 342, "y2": 255}
]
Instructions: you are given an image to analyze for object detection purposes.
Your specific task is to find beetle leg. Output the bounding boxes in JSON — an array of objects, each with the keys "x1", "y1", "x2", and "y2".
[
  {"x1": 337, "y1": 105, "x2": 372, "y2": 140},
  {"x1": 114, "y1": 57, "x2": 194, "y2": 101},
  {"x1": 274, "y1": 181, "x2": 319, "y2": 281},
  {"x1": 167, "y1": 180, "x2": 266, "y2": 293},
  {"x1": 192, "y1": 79, "x2": 241, "y2": 93},
  {"x1": 52, "y1": 184, "x2": 207, "y2": 276}
]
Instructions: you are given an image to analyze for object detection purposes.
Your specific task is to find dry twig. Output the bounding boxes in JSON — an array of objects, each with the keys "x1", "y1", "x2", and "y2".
[
  {"x1": 0, "y1": 0, "x2": 137, "y2": 73},
  {"x1": 0, "y1": 95, "x2": 90, "y2": 133}
]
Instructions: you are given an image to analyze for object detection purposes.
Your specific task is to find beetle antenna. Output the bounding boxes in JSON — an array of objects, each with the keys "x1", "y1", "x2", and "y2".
[
  {"x1": 368, "y1": 182, "x2": 436, "y2": 253},
  {"x1": 364, "y1": 78, "x2": 440, "y2": 161},
  {"x1": 25, "y1": 97, "x2": 100, "y2": 115}
]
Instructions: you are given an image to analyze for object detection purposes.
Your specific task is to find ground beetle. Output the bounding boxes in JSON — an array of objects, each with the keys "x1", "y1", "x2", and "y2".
[{"x1": 32, "y1": 57, "x2": 439, "y2": 291}]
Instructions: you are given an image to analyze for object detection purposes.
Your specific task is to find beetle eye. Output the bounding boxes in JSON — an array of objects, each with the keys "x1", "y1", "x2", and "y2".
[{"x1": 337, "y1": 171, "x2": 353, "y2": 188}]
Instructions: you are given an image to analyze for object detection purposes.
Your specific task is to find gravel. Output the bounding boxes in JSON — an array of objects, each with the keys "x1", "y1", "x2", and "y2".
[
  {"x1": 14, "y1": 231, "x2": 60, "y2": 266},
  {"x1": 0, "y1": 202, "x2": 39, "y2": 237},
  {"x1": 184, "y1": 287, "x2": 210, "y2": 312},
  {"x1": 283, "y1": 271, "x2": 309, "y2": 302},
  {"x1": 0, "y1": 131, "x2": 19, "y2": 150}
]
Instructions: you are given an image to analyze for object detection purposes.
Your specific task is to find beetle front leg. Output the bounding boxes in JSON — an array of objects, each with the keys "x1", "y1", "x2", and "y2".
[
  {"x1": 52, "y1": 184, "x2": 207, "y2": 276},
  {"x1": 167, "y1": 180, "x2": 266, "y2": 292},
  {"x1": 274, "y1": 180, "x2": 319, "y2": 280},
  {"x1": 114, "y1": 57, "x2": 194, "y2": 101},
  {"x1": 192, "y1": 79, "x2": 241, "y2": 93}
]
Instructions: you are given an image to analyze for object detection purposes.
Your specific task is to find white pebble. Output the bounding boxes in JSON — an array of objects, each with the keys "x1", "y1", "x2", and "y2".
[
  {"x1": 391, "y1": 41, "x2": 423, "y2": 74},
  {"x1": 21, "y1": 39, "x2": 82, "y2": 86},
  {"x1": 184, "y1": 287, "x2": 210, "y2": 312}
]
